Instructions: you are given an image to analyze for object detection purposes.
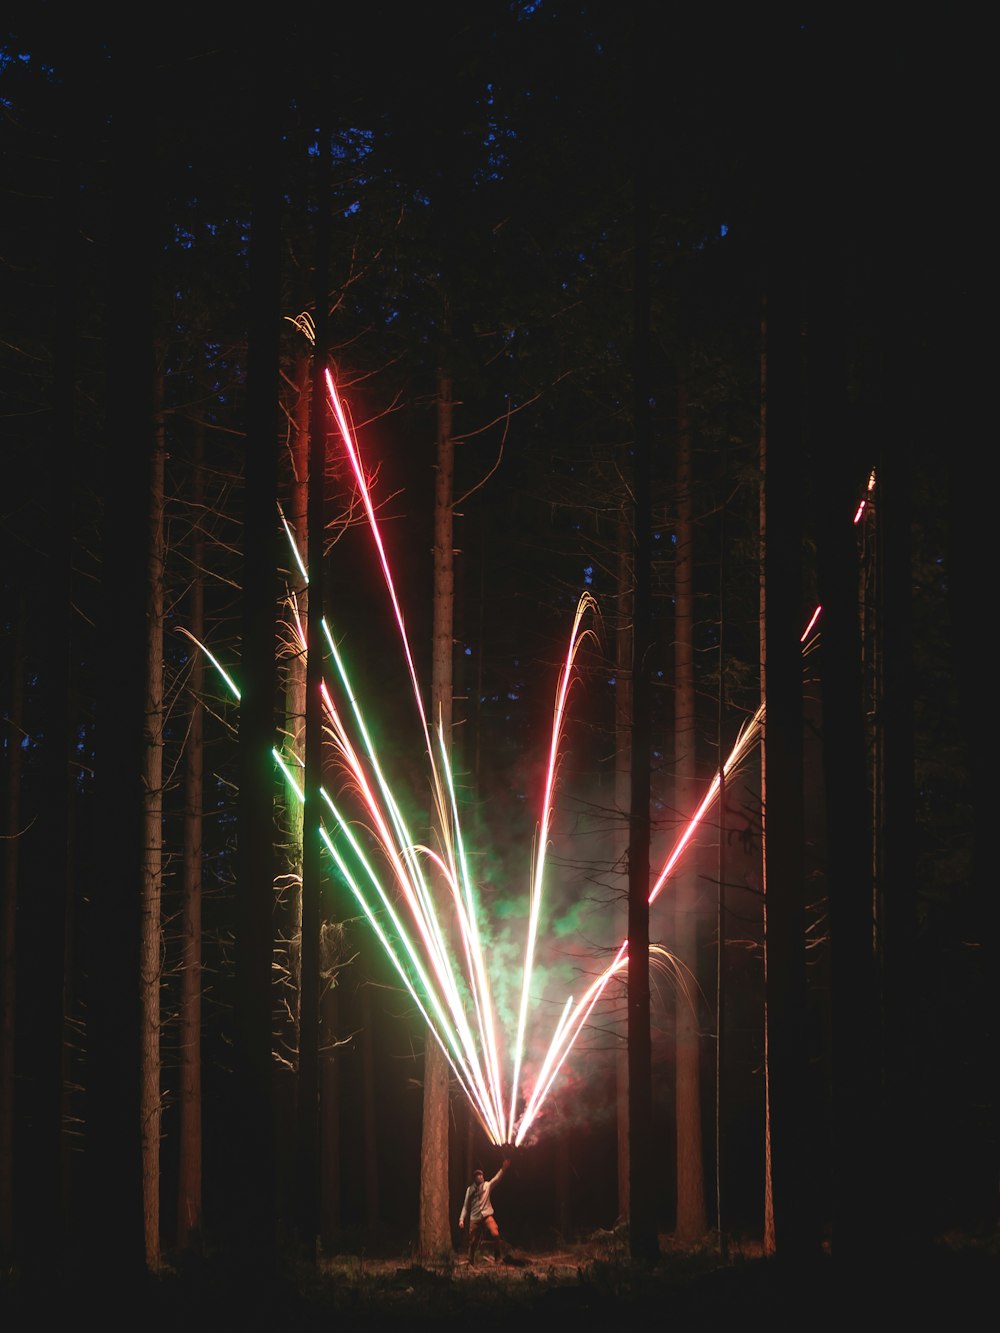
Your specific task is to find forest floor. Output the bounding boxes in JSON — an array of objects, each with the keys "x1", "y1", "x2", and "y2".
[
  {"x1": 3, "y1": 1229, "x2": 996, "y2": 1330},
  {"x1": 305, "y1": 1230, "x2": 998, "y2": 1331}
]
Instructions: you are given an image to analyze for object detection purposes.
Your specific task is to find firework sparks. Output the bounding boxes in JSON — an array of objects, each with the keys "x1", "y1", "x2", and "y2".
[
  {"x1": 188, "y1": 371, "x2": 863, "y2": 1147},
  {"x1": 306, "y1": 372, "x2": 764, "y2": 1145},
  {"x1": 506, "y1": 590, "x2": 598, "y2": 1144},
  {"x1": 511, "y1": 704, "x2": 764, "y2": 1146}
]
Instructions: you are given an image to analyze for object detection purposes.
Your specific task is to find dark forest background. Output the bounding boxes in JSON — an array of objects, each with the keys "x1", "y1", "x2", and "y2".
[{"x1": 1, "y1": 0, "x2": 993, "y2": 1299}]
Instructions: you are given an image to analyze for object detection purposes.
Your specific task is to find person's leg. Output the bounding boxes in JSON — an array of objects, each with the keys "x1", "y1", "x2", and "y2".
[
  {"x1": 468, "y1": 1219, "x2": 480, "y2": 1264},
  {"x1": 485, "y1": 1215, "x2": 501, "y2": 1262}
]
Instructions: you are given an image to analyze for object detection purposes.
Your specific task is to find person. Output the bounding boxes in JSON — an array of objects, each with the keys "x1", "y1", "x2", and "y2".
[{"x1": 458, "y1": 1158, "x2": 511, "y2": 1265}]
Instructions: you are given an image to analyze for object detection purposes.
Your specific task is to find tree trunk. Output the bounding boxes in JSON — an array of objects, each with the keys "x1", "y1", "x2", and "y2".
[
  {"x1": 298, "y1": 277, "x2": 327, "y2": 1263},
  {"x1": 877, "y1": 441, "x2": 919, "y2": 1245},
  {"x1": 140, "y1": 373, "x2": 166, "y2": 1271},
  {"x1": 556, "y1": 1127, "x2": 572, "y2": 1243},
  {"x1": 361, "y1": 982, "x2": 380, "y2": 1240},
  {"x1": 758, "y1": 298, "x2": 775, "y2": 1256},
  {"x1": 614, "y1": 508, "x2": 632, "y2": 1224},
  {"x1": 319, "y1": 926, "x2": 341, "y2": 1254},
  {"x1": 176, "y1": 413, "x2": 205, "y2": 1253},
  {"x1": 673, "y1": 378, "x2": 707, "y2": 1241},
  {"x1": 270, "y1": 356, "x2": 309, "y2": 1236},
  {"x1": 626, "y1": 28, "x2": 658, "y2": 1256},
  {"x1": 761, "y1": 224, "x2": 818, "y2": 1261},
  {"x1": 420, "y1": 366, "x2": 455, "y2": 1263},
  {"x1": 283, "y1": 356, "x2": 310, "y2": 1037},
  {"x1": 810, "y1": 205, "x2": 879, "y2": 1260}
]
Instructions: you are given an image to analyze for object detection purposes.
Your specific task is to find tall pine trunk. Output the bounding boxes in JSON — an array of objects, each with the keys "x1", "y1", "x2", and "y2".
[
  {"x1": 360, "y1": 983, "x2": 381, "y2": 1240},
  {"x1": 140, "y1": 372, "x2": 166, "y2": 1270},
  {"x1": 761, "y1": 224, "x2": 817, "y2": 1261},
  {"x1": 298, "y1": 281, "x2": 326, "y2": 1263},
  {"x1": 283, "y1": 357, "x2": 310, "y2": 1038},
  {"x1": 673, "y1": 379, "x2": 706, "y2": 1240},
  {"x1": 272, "y1": 356, "x2": 309, "y2": 1238},
  {"x1": 614, "y1": 509, "x2": 632, "y2": 1224},
  {"x1": 757, "y1": 299, "x2": 775, "y2": 1255},
  {"x1": 877, "y1": 437, "x2": 919, "y2": 1246},
  {"x1": 810, "y1": 182, "x2": 879, "y2": 1260},
  {"x1": 420, "y1": 366, "x2": 454, "y2": 1263},
  {"x1": 176, "y1": 412, "x2": 205, "y2": 1253},
  {"x1": 626, "y1": 21, "x2": 657, "y2": 1255}
]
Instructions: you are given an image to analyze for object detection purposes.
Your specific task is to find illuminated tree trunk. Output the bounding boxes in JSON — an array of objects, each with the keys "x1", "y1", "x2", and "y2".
[
  {"x1": 757, "y1": 300, "x2": 775, "y2": 1255},
  {"x1": 761, "y1": 220, "x2": 817, "y2": 1260},
  {"x1": 361, "y1": 983, "x2": 381, "y2": 1240},
  {"x1": 614, "y1": 509, "x2": 632, "y2": 1225},
  {"x1": 176, "y1": 414, "x2": 205, "y2": 1253},
  {"x1": 673, "y1": 379, "x2": 707, "y2": 1241},
  {"x1": 271, "y1": 356, "x2": 308, "y2": 1238},
  {"x1": 626, "y1": 45, "x2": 657, "y2": 1256},
  {"x1": 420, "y1": 366, "x2": 454, "y2": 1263},
  {"x1": 306, "y1": 355, "x2": 343, "y2": 1257},
  {"x1": 298, "y1": 255, "x2": 327, "y2": 1264},
  {"x1": 282, "y1": 356, "x2": 310, "y2": 1044},
  {"x1": 140, "y1": 373, "x2": 166, "y2": 1271},
  {"x1": 319, "y1": 924, "x2": 341, "y2": 1254}
]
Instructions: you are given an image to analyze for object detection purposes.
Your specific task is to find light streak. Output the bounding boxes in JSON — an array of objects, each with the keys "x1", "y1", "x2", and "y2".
[
  {"x1": 177, "y1": 627, "x2": 241, "y2": 703},
  {"x1": 304, "y1": 376, "x2": 752, "y2": 1145},
  {"x1": 800, "y1": 605, "x2": 822, "y2": 643},
  {"x1": 192, "y1": 370, "x2": 870, "y2": 1148},
  {"x1": 506, "y1": 590, "x2": 597, "y2": 1144},
  {"x1": 853, "y1": 467, "x2": 877, "y2": 525},
  {"x1": 511, "y1": 704, "x2": 764, "y2": 1145}
]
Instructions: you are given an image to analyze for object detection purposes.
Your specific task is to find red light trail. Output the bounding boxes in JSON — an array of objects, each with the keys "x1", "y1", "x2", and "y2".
[{"x1": 189, "y1": 371, "x2": 866, "y2": 1147}]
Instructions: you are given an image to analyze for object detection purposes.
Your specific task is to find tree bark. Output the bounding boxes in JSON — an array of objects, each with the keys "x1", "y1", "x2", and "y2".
[
  {"x1": 673, "y1": 379, "x2": 707, "y2": 1241},
  {"x1": 298, "y1": 280, "x2": 327, "y2": 1264},
  {"x1": 361, "y1": 982, "x2": 381, "y2": 1240},
  {"x1": 757, "y1": 299, "x2": 775, "y2": 1256},
  {"x1": 626, "y1": 25, "x2": 657, "y2": 1255},
  {"x1": 283, "y1": 356, "x2": 310, "y2": 1039},
  {"x1": 614, "y1": 509, "x2": 632, "y2": 1225},
  {"x1": 420, "y1": 366, "x2": 455, "y2": 1263},
  {"x1": 140, "y1": 372, "x2": 166, "y2": 1271},
  {"x1": 809, "y1": 174, "x2": 880, "y2": 1260},
  {"x1": 761, "y1": 208, "x2": 818, "y2": 1261},
  {"x1": 176, "y1": 412, "x2": 205, "y2": 1253}
]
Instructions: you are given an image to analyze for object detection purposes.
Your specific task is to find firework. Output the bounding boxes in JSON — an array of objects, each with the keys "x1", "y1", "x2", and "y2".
[
  {"x1": 301, "y1": 373, "x2": 766, "y2": 1145},
  {"x1": 190, "y1": 372, "x2": 848, "y2": 1146}
]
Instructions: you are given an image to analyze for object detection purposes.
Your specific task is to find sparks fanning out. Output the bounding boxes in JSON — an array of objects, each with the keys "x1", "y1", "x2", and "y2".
[{"x1": 190, "y1": 370, "x2": 835, "y2": 1148}]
